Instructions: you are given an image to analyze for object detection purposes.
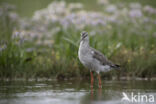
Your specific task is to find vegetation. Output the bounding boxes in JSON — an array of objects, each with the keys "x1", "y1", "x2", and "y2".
[{"x1": 0, "y1": 0, "x2": 156, "y2": 80}]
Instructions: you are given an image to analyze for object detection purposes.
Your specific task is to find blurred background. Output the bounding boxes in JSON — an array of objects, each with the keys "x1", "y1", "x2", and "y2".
[{"x1": 0, "y1": 0, "x2": 156, "y2": 80}]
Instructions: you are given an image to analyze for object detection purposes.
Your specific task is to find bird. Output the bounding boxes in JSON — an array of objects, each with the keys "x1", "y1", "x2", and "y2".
[{"x1": 78, "y1": 31, "x2": 120, "y2": 88}]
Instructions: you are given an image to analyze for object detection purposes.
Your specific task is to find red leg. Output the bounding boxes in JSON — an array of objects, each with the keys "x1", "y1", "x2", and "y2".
[
  {"x1": 98, "y1": 74, "x2": 102, "y2": 88},
  {"x1": 90, "y1": 71, "x2": 94, "y2": 87}
]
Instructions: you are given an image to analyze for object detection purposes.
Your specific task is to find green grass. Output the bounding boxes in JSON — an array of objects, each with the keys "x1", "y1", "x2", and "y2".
[{"x1": 50, "y1": 26, "x2": 156, "y2": 79}]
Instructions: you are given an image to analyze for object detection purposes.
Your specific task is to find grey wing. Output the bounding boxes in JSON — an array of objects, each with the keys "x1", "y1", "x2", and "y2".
[
  {"x1": 90, "y1": 48, "x2": 113, "y2": 65},
  {"x1": 91, "y1": 48, "x2": 120, "y2": 68}
]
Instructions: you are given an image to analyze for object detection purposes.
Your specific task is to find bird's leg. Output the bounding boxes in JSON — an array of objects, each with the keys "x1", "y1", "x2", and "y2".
[
  {"x1": 90, "y1": 71, "x2": 94, "y2": 87},
  {"x1": 98, "y1": 74, "x2": 102, "y2": 88}
]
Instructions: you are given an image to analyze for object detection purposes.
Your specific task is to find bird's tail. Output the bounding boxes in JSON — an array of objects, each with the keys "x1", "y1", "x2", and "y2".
[{"x1": 110, "y1": 64, "x2": 120, "y2": 69}]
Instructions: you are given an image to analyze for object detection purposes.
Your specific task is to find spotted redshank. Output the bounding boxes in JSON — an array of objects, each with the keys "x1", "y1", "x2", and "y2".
[{"x1": 78, "y1": 31, "x2": 120, "y2": 88}]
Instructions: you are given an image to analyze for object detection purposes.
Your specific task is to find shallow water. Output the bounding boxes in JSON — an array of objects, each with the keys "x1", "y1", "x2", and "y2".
[{"x1": 0, "y1": 80, "x2": 156, "y2": 104}]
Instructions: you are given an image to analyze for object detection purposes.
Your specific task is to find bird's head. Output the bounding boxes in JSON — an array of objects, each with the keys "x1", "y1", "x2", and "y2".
[{"x1": 80, "y1": 31, "x2": 89, "y2": 42}]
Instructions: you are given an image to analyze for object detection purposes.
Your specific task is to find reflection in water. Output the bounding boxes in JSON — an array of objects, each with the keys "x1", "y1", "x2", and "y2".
[
  {"x1": 88, "y1": 86, "x2": 122, "y2": 104},
  {"x1": 90, "y1": 87, "x2": 102, "y2": 101},
  {"x1": 0, "y1": 80, "x2": 156, "y2": 104},
  {"x1": 91, "y1": 86, "x2": 94, "y2": 100},
  {"x1": 98, "y1": 87, "x2": 102, "y2": 100}
]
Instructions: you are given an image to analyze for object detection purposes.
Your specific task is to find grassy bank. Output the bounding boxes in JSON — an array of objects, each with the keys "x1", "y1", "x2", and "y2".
[{"x1": 0, "y1": 1, "x2": 156, "y2": 80}]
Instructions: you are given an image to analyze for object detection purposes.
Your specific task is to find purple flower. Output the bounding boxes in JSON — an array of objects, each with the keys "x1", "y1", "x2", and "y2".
[
  {"x1": 129, "y1": 9, "x2": 142, "y2": 18},
  {"x1": 144, "y1": 6, "x2": 156, "y2": 14},
  {"x1": 12, "y1": 31, "x2": 20, "y2": 39},
  {"x1": 107, "y1": 15, "x2": 117, "y2": 23},
  {"x1": 60, "y1": 19, "x2": 70, "y2": 29}
]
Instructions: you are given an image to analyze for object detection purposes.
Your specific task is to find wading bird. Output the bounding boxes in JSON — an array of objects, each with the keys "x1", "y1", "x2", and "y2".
[{"x1": 78, "y1": 31, "x2": 120, "y2": 88}]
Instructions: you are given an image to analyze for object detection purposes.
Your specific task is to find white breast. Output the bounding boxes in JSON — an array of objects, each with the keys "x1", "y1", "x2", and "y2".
[{"x1": 78, "y1": 42, "x2": 92, "y2": 68}]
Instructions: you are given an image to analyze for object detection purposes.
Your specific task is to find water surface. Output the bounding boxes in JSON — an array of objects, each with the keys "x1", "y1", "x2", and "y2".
[{"x1": 0, "y1": 80, "x2": 156, "y2": 104}]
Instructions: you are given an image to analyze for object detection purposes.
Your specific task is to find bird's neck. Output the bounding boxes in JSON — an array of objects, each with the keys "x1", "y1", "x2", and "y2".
[
  {"x1": 79, "y1": 40, "x2": 90, "y2": 56},
  {"x1": 80, "y1": 40, "x2": 89, "y2": 48}
]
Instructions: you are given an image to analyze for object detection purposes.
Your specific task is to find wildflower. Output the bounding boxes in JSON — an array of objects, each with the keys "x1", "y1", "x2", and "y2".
[
  {"x1": 0, "y1": 44, "x2": 7, "y2": 52},
  {"x1": 8, "y1": 12, "x2": 18, "y2": 21},
  {"x1": 56, "y1": 51, "x2": 60, "y2": 60},
  {"x1": 26, "y1": 48, "x2": 35, "y2": 52},
  {"x1": 68, "y1": 3, "x2": 83, "y2": 10},
  {"x1": 128, "y1": 59, "x2": 131, "y2": 63},
  {"x1": 116, "y1": 43, "x2": 122, "y2": 49},
  {"x1": 12, "y1": 31, "x2": 20, "y2": 39},
  {"x1": 19, "y1": 38, "x2": 25, "y2": 45},
  {"x1": 60, "y1": 19, "x2": 70, "y2": 29},
  {"x1": 129, "y1": 9, "x2": 142, "y2": 18},
  {"x1": 106, "y1": 5, "x2": 117, "y2": 13},
  {"x1": 90, "y1": 31, "x2": 96, "y2": 36},
  {"x1": 107, "y1": 15, "x2": 117, "y2": 23},
  {"x1": 130, "y1": 3, "x2": 142, "y2": 9},
  {"x1": 123, "y1": 50, "x2": 128, "y2": 54},
  {"x1": 98, "y1": 0, "x2": 109, "y2": 5},
  {"x1": 43, "y1": 40, "x2": 53, "y2": 46},
  {"x1": 144, "y1": 6, "x2": 156, "y2": 14}
]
